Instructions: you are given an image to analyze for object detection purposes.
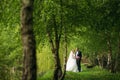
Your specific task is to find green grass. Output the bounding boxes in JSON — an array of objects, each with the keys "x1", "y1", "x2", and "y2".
[{"x1": 37, "y1": 65, "x2": 120, "y2": 80}]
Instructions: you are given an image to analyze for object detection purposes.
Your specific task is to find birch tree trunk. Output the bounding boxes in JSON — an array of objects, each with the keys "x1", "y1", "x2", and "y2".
[
  {"x1": 106, "y1": 32, "x2": 115, "y2": 73},
  {"x1": 115, "y1": 32, "x2": 120, "y2": 72},
  {"x1": 21, "y1": 0, "x2": 37, "y2": 80}
]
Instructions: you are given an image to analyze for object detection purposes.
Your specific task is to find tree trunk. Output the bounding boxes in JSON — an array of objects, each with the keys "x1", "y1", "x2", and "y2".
[
  {"x1": 53, "y1": 15, "x2": 62, "y2": 80},
  {"x1": 47, "y1": 16, "x2": 62, "y2": 80},
  {"x1": 115, "y1": 32, "x2": 120, "y2": 72},
  {"x1": 59, "y1": 0, "x2": 67, "y2": 79},
  {"x1": 106, "y1": 32, "x2": 115, "y2": 73},
  {"x1": 53, "y1": 49, "x2": 62, "y2": 80},
  {"x1": 60, "y1": 27, "x2": 67, "y2": 80},
  {"x1": 47, "y1": 34, "x2": 62, "y2": 80},
  {"x1": 60, "y1": 0, "x2": 67, "y2": 78},
  {"x1": 21, "y1": 0, "x2": 37, "y2": 80}
]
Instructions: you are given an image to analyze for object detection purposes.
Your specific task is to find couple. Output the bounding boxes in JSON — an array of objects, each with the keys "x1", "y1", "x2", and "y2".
[{"x1": 66, "y1": 48, "x2": 82, "y2": 72}]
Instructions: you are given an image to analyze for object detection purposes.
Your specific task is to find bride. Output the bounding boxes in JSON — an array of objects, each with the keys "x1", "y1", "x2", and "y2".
[{"x1": 66, "y1": 49, "x2": 79, "y2": 72}]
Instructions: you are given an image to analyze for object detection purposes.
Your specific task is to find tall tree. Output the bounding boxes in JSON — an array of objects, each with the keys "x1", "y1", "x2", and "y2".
[
  {"x1": 47, "y1": 14, "x2": 62, "y2": 80},
  {"x1": 21, "y1": 0, "x2": 37, "y2": 80},
  {"x1": 59, "y1": 0, "x2": 67, "y2": 79}
]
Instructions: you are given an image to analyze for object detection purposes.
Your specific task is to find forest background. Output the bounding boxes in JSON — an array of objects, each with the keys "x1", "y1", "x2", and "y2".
[{"x1": 0, "y1": 0, "x2": 120, "y2": 80}]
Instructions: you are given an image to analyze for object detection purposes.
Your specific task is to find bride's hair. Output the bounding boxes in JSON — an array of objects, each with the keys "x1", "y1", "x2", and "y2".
[{"x1": 72, "y1": 49, "x2": 75, "y2": 53}]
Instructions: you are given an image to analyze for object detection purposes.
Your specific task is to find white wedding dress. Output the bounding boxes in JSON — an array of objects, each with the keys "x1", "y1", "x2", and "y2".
[{"x1": 66, "y1": 51, "x2": 79, "y2": 72}]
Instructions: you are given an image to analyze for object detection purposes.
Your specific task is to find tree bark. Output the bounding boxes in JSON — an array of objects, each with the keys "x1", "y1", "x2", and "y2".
[
  {"x1": 106, "y1": 32, "x2": 115, "y2": 73},
  {"x1": 21, "y1": 0, "x2": 37, "y2": 80},
  {"x1": 115, "y1": 32, "x2": 120, "y2": 72}
]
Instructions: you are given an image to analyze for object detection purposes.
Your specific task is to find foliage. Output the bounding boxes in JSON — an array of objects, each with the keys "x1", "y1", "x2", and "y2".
[
  {"x1": 0, "y1": 0, "x2": 120, "y2": 79},
  {"x1": 37, "y1": 42, "x2": 54, "y2": 73},
  {"x1": 0, "y1": 25, "x2": 22, "y2": 80}
]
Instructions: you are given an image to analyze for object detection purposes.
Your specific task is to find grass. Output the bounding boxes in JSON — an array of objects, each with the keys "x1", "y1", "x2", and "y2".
[{"x1": 37, "y1": 65, "x2": 120, "y2": 80}]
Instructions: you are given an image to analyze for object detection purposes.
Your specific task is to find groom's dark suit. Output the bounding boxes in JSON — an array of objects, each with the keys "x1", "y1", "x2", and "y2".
[{"x1": 76, "y1": 50, "x2": 82, "y2": 72}]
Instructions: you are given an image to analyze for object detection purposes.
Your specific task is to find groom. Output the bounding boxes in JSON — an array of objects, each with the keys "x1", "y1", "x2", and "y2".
[{"x1": 76, "y1": 47, "x2": 82, "y2": 72}]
